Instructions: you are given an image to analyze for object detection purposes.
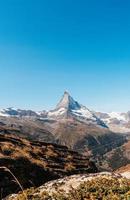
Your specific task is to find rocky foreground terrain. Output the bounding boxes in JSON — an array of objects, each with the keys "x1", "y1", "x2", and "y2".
[{"x1": 6, "y1": 172, "x2": 130, "y2": 200}]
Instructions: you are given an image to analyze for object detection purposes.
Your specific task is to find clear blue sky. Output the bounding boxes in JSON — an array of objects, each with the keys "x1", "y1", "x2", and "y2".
[{"x1": 0, "y1": 0, "x2": 130, "y2": 112}]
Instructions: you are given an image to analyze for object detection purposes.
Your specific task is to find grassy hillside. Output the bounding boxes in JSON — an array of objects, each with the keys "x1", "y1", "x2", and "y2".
[{"x1": 0, "y1": 133, "x2": 97, "y2": 198}]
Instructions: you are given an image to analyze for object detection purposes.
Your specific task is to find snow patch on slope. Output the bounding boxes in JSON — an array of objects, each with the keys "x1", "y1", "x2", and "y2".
[
  {"x1": 96, "y1": 111, "x2": 130, "y2": 133},
  {"x1": 48, "y1": 108, "x2": 66, "y2": 117},
  {"x1": 106, "y1": 112, "x2": 127, "y2": 123},
  {"x1": 72, "y1": 107, "x2": 95, "y2": 120}
]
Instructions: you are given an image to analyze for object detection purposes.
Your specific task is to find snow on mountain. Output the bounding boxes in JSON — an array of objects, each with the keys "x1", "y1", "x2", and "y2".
[
  {"x1": 48, "y1": 107, "x2": 66, "y2": 117},
  {"x1": 0, "y1": 108, "x2": 19, "y2": 117},
  {"x1": 56, "y1": 91, "x2": 81, "y2": 110},
  {"x1": 71, "y1": 107, "x2": 95, "y2": 120},
  {"x1": 96, "y1": 111, "x2": 130, "y2": 133},
  {"x1": 0, "y1": 92, "x2": 108, "y2": 128},
  {"x1": 0, "y1": 107, "x2": 42, "y2": 118},
  {"x1": 48, "y1": 91, "x2": 107, "y2": 128},
  {"x1": 0, "y1": 92, "x2": 129, "y2": 133},
  {"x1": 99, "y1": 112, "x2": 127, "y2": 124}
]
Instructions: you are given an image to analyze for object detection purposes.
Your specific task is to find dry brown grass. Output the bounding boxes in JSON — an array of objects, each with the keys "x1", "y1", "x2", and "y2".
[
  {"x1": 8, "y1": 175, "x2": 130, "y2": 200},
  {"x1": 45, "y1": 146, "x2": 58, "y2": 158},
  {"x1": 0, "y1": 134, "x2": 98, "y2": 199},
  {"x1": 64, "y1": 162, "x2": 76, "y2": 171},
  {"x1": 1, "y1": 142, "x2": 15, "y2": 156},
  {"x1": 65, "y1": 154, "x2": 73, "y2": 161}
]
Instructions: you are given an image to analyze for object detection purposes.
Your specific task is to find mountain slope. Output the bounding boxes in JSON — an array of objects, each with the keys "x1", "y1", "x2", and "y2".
[
  {"x1": 0, "y1": 116, "x2": 55, "y2": 142},
  {"x1": 0, "y1": 133, "x2": 97, "y2": 198}
]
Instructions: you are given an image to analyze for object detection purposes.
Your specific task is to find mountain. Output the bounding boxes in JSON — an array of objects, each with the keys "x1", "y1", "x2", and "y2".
[
  {"x1": 0, "y1": 92, "x2": 128, "y2": 169},
  {"x1": 1, "y1": 92, "x2": 130, "y2": 199},
  {"x1": 1, "y1": 93, "x2": 129, "y2": 135},
  {"x1": 0, "y1": 92, "x2": 107, "y2": 128},
  {"x1": 48, "y1": 91, "x2": 107, "y2": 128},
  {"x1": 42, "y1": 92, "x2": 126, "y2": 160},
  {"x1": 96, "y1": 111, "x2": 130, "y2": 133}
]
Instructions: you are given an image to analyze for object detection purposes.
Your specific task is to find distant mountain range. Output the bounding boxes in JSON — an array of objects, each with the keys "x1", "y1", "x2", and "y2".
[
  {"x1": 0, "y1": 91, "x2": 130, "y2": 133},
  {"x1": 96, "y1": 111, "x2": 130, "y2": 133}
]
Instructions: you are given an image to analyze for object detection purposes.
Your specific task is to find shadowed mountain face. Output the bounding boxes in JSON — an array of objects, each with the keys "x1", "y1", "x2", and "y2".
[{"x1": 0, "y1": 133, "x2": 97, "y2": 198}]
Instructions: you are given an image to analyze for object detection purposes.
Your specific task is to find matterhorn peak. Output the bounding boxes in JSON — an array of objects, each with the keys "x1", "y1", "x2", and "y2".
[
  {"x1": 47, "y1": 91, "x2": 107, "y2": 128},
  {"x1": 56, "y1": 91, "x2": 81, "y2": 110}
]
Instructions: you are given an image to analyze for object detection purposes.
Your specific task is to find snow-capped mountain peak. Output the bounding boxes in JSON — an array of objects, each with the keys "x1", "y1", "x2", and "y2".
[
  {"x1": 0, "y1": 92, "x2": 129, "y2": 132},
  {"x1": 56, "y1": 91, "x2": 81, "y2": 110},
  {"x1": 48, "y1": 92, "x2": 107, "y2": 128}
]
